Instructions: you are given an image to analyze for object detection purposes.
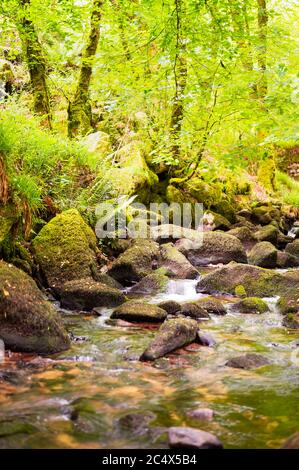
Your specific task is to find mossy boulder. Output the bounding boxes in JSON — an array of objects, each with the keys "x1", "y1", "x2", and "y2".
[
  {"x1": 60, "y1": 278, "x2": 125, "y2": 311},
  {"x1": 227, "y1": 226, "x2": 257, "y2": 249},
  {"x1": 157, "y1": 300, "x2": 181, "y2": 315},
  {"x1": 196, "y1": 263, "x2": 297, "y2": 298},
  {"x1": 255, "y1": 225, "x2": 279, "y2": 245},
  {"x1": 234, "y1": 284, "x2": 247, "y2": 298},
  {"x1": 129, "y1": 270, "x2": 169, "y2": 295},
  {"x1": 176, "y1": 232, "x2": 247, "y2": 266},
  {"x1": 32, "y1": 209, "x2": 99, "y2": 292},
  {"x1": 276, "y1": 252, "x2": 299, "y2": 268},
  {"x1": 0, "y1": 261, "x2": 70, "y2": 354},
  {"x1": 140, "y1": 317, "x2": 198, "y2": 360},
  {"x1": 252, "y1": 205, "x2": 280, "y2": 225},
  {"x1": 248, "y1": 241, "x2": 278, "y2": 268},
  {"x1": 108, "y1": 239, "x2": 160, "y2": 284},
  {"x1": 226, "y1": 353, "x2": 270, "y2": 369},
  {"x1": 211, "y1": 199, "x2": 236, "y2": 223},
  {"x1": 282, "y1": 313, "x2": 299, "y2": 329},
  {"x1": 202, "y1": 211, "x2": 231, "y2": 231},
  {"x1": 285, "y1": 240, "x2": 299, "y2": 258},
  {"x1": 111, "y1": 301, "x2": 167, "y2": 323},
  {"x1": 231, "y1": 297, "x2": 269, "y2": 314},
  {"x1": 107, "y1": 142, "x2": 158, "y2": 204},
  {"x1": 180, "y1": 303, "x2": 210, "y2": 319},
  {"x1": 159, "y1": 243, "x2": 198, "y2": 279},
  {"x1": 194, "y1": 297, "x2": 227, "y2": 315}
]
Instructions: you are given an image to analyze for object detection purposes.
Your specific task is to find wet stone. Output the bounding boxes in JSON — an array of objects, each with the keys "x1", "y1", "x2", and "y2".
[{"x1": 168, "y1": 426, "x2": 223, "y2": 449}]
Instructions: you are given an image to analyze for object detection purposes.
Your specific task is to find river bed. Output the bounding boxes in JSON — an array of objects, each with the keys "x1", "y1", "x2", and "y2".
[{"x1": 0, "y1": 274, "x2": 299, "y2": 449}]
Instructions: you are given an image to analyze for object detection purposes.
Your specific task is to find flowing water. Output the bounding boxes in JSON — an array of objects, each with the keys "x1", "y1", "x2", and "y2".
[{"x1": 1, "y1": 272, "x2": 299, "y2": 449}]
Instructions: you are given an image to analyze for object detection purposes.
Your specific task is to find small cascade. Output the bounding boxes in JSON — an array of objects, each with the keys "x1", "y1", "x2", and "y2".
[
  {"x1": 287, "y1": 225, "x2": 299, "y2": 238},
  {"x1": 150, "y1": 277, "x2": 204, "y2": 303}
]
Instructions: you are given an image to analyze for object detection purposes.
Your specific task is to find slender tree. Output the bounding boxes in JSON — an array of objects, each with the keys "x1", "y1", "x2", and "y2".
[
  {"x1": 68, "y1": 0, "x2": 102, "y2": 138},
  {"x1": 17, "y1": 0, "x2": 51, "y2": 128},
  {"x1": 257, "y1": 0, "x2": 268, "y2": 100},
  {"x1": 170, "y1": 0, "x2": 187, "y2": 158}
]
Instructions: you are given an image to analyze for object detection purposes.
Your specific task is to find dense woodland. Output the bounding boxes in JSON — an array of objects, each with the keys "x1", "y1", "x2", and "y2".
[{"x1": 1, "y1": 0, "x2": 299, "y2": 451}]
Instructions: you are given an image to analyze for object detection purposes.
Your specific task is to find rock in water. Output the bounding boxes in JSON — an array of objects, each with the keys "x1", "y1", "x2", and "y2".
[
  {"x1": 60, "y1": 278, "x2": 125, "y2": 310},
  {"x1": 231, "y1": 297, "x2": 269, "y2": 314},
  {"x1": 0, "y1": 261, "x2": 70, "y2": 354},
  {"x1": 32, "y1": 209, "x2": 99, "y2": 292},
  {"x1": 226, "y1": 353, "x2": 270, "y2": 370},
  {"x1": 168, "y1": 427, "x2": 223, "y2": 449},
  {"x1": 108, "y1": 239, "x2": 160, "y2": 284},
  {"x1": 176, "y1": 232, "x2": 247, "y2": 266},
  {"x1": 197, "y1": 331, "x2": 216, "y2": 347},
  {"x1": 180, "y1": 303, "x2": 210, "y2": 319},
  {"x1": 248, "y1": 241, "x2": 277, "y2": 268},
  {"x1": 187, "y1": 408, "x2": 214, "y2": 421},
  {"x1": 158, "y1": 300, "x2": 181, "y2": 315},
  {"x1": 194, "y1": 297, "x2": 227, "y2": 315},
  {"x1": 160, "y1": 243, "x2": 198, "y2": 279},
  {"x1": 281, "y1": 432, "x2": 299, "y2": 448},
  {"x1": 111, "y1": 301, "x2": 167, "y2": 323},
  {"x1": 140, "y1": 318, "x2": 198, "y2": 360},
  {"x1": 197, "y1": 263, "x2": 297, "y2": 298},
  {"x1": 129, "y1": 271, "x2": 169, "y2": 295}
]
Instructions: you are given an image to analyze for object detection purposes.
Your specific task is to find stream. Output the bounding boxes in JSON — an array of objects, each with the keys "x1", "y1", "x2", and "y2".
[{"x1": 1, "y1": 269, "x2": 299, "y2": 449}]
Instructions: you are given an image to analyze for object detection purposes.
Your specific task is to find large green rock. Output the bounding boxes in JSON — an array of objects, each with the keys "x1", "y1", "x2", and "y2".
[
  {"x1": 255, "y1": 224, "x2": 279, "y2": 245},
  {"x1": 176, "y1": 232, "x2": 247, "y2": 266},
  {"x1": 140, "y1": 317, "x2": 198, "y2": 361},
  {"x1": 111, "y1": 301, "x2": 167, "y2": 323},
  {"x1": 196, "y1": 263, "x2": 297, "y2": 298},
  {"x1": 0, "y1": 261, "x2": 70, "y2": 354},
  {"x1": 32, "y1": 209, "x2": 99, "y2": 292},
  {"x1": 108, "y1": 239, "x2": 160, "y2": 284}
]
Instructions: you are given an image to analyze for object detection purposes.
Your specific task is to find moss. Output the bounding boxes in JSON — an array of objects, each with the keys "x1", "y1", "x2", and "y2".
[
  {"x1": 257, "y1": 159, "x2": 277, "y2": 193},
  {"x1": 232, "y1": 297, "x2": 269, "y2": 314},
  {"x1": 0, "y1": 260, "x2": 70, "y2": 353},
  {"x1": 32, "y1": 209, "x2": 99, "y2": 290},
  {"x1": 235, "y1": 285, "x2": 247, "y2": 297}
]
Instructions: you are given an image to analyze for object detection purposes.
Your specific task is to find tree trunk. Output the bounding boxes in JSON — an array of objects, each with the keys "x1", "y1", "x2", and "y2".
[
  {"x1": 18, "y1": 0, "x2": 51, "y2": 128},
  {"x1": 257, "y1": 0, "x2": 268, "y2": 100},
  {"x1": 68, "y1": 0, "x2": 102, "y2": 138},
  {"x1": 229, "y1": 1, "x2": 258, "y2": 99},
  {"x1": 170, "y1": 0, "x2": 187, "y2": 158}
]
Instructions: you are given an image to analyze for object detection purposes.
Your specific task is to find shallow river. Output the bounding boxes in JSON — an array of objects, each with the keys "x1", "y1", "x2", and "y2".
[{"x1": 1, "y1": 273, "x2": 299, "y2": 449}]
